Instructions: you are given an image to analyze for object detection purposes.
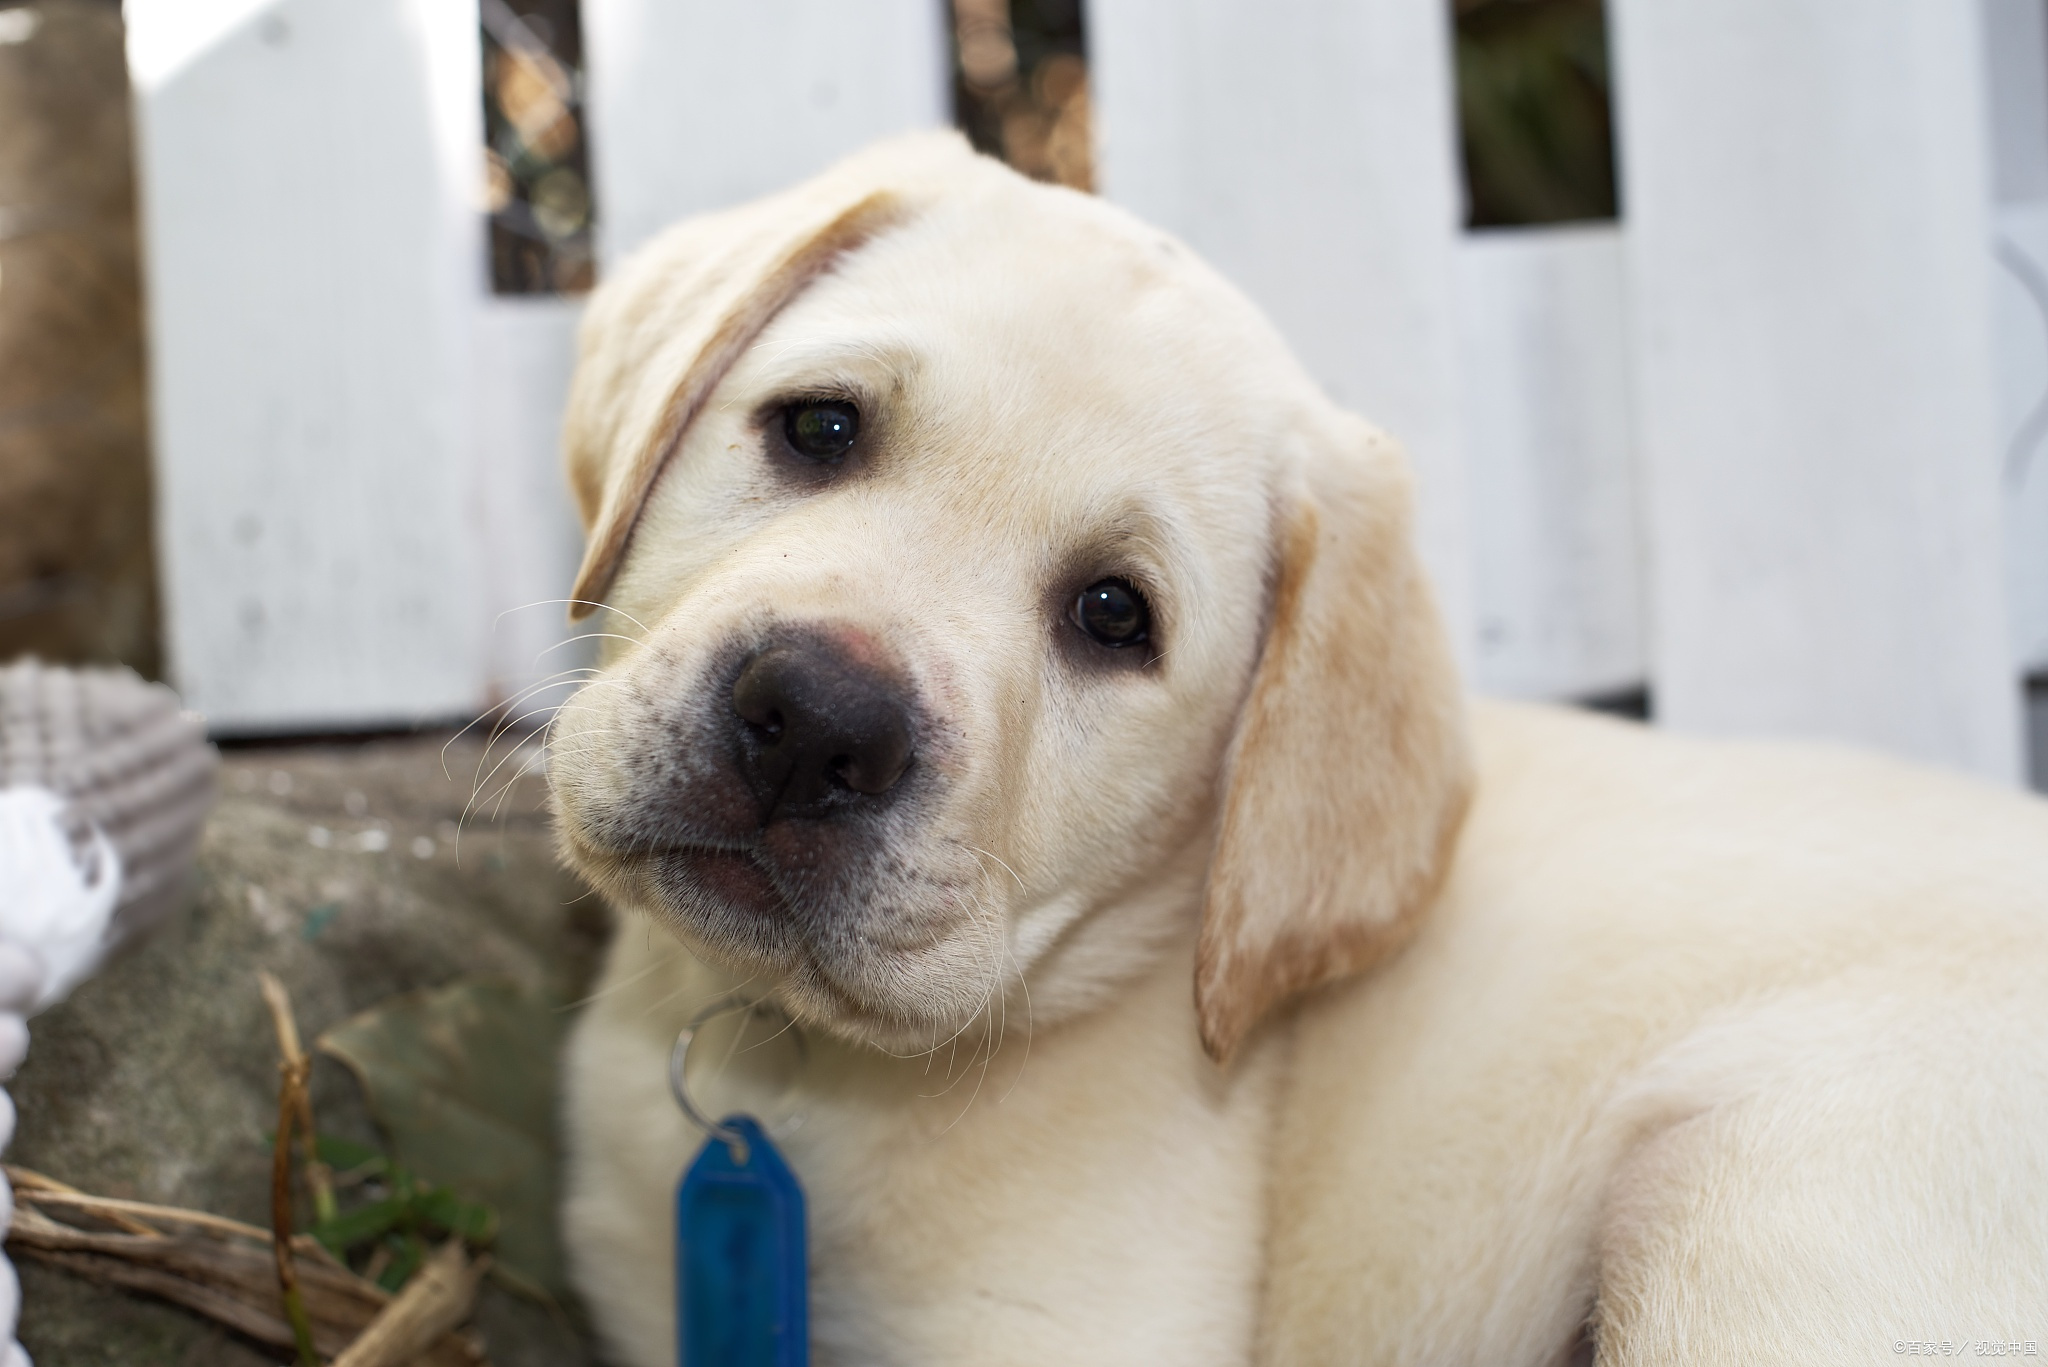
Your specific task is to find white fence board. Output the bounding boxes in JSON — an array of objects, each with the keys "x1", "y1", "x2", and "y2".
[
  {"x1": 132, "y1": 0, "x2": 487, "y2": 732},
  {"x1": 470, "y1": 297, "x2": 591, "y2": 709},
  {"x1": 1610, "y1": 0, "x2": 2023, "y2": 779},
  {"x1": 582, "y1": 0, "x2": 949, "y2": 263},
  {"x1": 1088, "y1": 0, "x2": 1474, "y2": 658},
  {"x1": 1459, "y1": 225, "x2": 1645, "y2": 701}
]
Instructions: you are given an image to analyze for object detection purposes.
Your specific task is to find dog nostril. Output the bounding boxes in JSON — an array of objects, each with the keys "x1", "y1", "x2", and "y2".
[
  {"x1": 733, "y1": 663, "x2": 787, "y2": 738},
  {"x1": 831, "y1": 747, "x2": 913, "y2": 796}
]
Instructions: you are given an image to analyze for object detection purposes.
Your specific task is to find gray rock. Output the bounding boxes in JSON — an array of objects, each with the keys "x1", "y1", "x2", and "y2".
[{"x1": 10, "y1": 731, "x2": 612, "y2": 1365}]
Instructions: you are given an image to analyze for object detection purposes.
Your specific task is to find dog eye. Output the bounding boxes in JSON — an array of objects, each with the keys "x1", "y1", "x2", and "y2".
[
  {"x1": 782, "y1": 400, "x2": 859, "y2": 462},
  {"x1": 1072, "y1": 579, "x2": 1149, "y2": 648}
]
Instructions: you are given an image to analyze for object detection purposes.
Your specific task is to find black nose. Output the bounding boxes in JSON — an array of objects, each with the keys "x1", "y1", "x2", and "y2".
[{"x1": 731, "y1": 639, "x2": 915, "y2": 820}]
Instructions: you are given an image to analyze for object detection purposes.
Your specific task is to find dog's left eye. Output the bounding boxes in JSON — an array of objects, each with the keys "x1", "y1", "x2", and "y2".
[
  {"x1": 1072, "y1": 579, "x2": 1150, "y2": 648},
  {"x1": 782, "y1": 400, "x2": 860, "y2": 462}
]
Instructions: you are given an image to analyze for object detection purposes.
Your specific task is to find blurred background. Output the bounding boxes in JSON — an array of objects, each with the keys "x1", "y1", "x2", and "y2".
[{"x1": 2, "y1": 0, "x2": 2045, "y2": 789}]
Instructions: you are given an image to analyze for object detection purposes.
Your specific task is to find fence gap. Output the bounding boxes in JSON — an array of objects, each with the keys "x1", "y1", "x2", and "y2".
[
  {"x1": 948, "y1": 0, "x2": 1092, "y2": 190},
  {"x1": 1452, "y1": 0, "x2": 1619, "y2": 228},
  {"x1": 481, "y1": 0, "x2": 595, "y2": 294}
]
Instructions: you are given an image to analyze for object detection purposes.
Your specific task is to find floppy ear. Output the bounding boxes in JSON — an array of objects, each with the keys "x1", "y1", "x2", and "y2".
[
  {"x1": 1195, "y1": 415, "x2": 1474, "y2": 1062},
  {"x1": 562, "y1": 130, "x2": 983, "y2": 619}
]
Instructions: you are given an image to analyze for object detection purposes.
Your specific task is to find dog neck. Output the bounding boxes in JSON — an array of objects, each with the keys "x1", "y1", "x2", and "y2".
[{"x1": 996, "y1": 828, "x2": 1215, "y2": 1029}]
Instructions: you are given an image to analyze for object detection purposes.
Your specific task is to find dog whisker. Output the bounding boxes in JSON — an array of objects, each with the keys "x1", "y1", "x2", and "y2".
[
  {"x1": 934, "y1": 991, "x2": 1003, "y2": 1136},
  {"x1": 491, "y1": 597, "x2": 650, "y2": 641},
  {"x1": 539, "y1": 631, "x2": 647, "y2": 659},
  {"x1": 967, "y1": 845, "x2": 1027, "y2": 892},
  {"x1": 480, "y1": 752, "x2": 550, "y2": 824},
  {"x1": 556, "y1": 954, "x2": 669, "y2": 1013},
  {"x1": 911, "y1": 892, "x2": 1013, "y2": 1109},
  {"x1": 454, "y1": 727, "x2": 566, "y2": 858},
  {"x1": 950, "y1": 857, "x2": 1034, "y2": 1103},
  {"x1": 438, "y1": 669, "x2": 598, "y2": 779}
]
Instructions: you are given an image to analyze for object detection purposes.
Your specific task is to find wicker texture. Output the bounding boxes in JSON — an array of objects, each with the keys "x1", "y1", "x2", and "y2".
[{"x1": 0, "y1": 658, "x2": 216, "y2": 942}]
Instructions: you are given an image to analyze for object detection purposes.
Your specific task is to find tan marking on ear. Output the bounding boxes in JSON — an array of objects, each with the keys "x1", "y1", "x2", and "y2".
[
  {"x1": 558, "y1": 129, "x2": 986, "y2": 621},
  {"x1": 1194, "y1": 421, "x2": 1473, "y2": 1063},
  {"x1": 567, "y1": 191, "x2": 906, "y2": 617}
]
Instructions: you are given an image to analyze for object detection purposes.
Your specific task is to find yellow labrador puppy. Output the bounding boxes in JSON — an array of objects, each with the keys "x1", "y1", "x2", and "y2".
[{"x1": 550, "y1": 132, "x2": 2048, "y2": 1366}]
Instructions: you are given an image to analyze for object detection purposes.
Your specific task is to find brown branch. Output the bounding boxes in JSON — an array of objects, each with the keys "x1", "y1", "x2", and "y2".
[
  {"x1": 272, "y1": 1045, "x2": 321, "y2": 1365},
  {"x1": 5, "y1": 1174, "x2": 263, "y2": 1240},
  {"x1": 259, "y1": 971, "x2": 337, "y2": 1222},
  {"x1": 8, "y1": 1207, "x2": 375, "y2": 1314},
  {"x1": 5, "y1": 1165, "x2": 160, "y2": 1235}
]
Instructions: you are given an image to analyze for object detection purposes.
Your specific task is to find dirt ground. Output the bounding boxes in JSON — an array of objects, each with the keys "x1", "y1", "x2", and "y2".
[{"x1": 9, "y1": 731, "x2": 613, "y2": 1365}]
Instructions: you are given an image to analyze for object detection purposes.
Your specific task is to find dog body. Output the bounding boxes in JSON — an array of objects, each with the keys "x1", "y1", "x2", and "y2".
[
  {"x1": 551, "y1": 135, "x2": 2048, "y2": 1365},
  {"x1": 565, "y1": 703, "x2": 2048, "y2": 1365},
  {"x1": 1266, "y1": 704, "x2": 2048, "y2": 1364}
]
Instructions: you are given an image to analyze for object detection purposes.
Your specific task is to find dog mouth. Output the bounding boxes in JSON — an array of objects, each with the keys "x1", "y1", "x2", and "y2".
[
  {"x1": 556, "y1": 817, "x2": 795, "y2": 932},
  {"x1": 567, "y1": 826, "x2": 1004, "y2": 1042},
  {"x1": 649, "y1": 844, "x2": 789, "y2": 919}
]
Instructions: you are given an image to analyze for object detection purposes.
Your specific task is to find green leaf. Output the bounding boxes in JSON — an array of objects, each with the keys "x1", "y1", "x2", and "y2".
[
  {"x1": 377, "y1": 1233, "x2": 425, "y2": 1294},
  {"x1": 415, "y1": 1185, "x2": 499, "y2": 1244},
  {"x1": 312, "y1": 1194, "x2": 408, "y2": 1257},
  {"x1": 312, "y1": 1133, "x2": 388, "y2": 1174},
  {"x1": 317, "y1": 977, "x2": 567, "y2": 1296}
]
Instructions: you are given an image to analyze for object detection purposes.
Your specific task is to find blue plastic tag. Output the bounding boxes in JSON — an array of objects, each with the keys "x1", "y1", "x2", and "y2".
[{"x1": 677, "y1": 1114, "x2": 808, "y2": 1367}]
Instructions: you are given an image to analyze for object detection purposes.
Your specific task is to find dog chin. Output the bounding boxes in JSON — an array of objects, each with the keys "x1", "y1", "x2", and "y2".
[{"x1": 766, "y1": 950, "x2": 1010, "y2": 1055}]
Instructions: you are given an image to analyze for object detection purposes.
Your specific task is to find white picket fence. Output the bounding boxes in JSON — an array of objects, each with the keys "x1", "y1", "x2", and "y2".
[{"x1": 126, "y1": 0, "x2": 2048, "y2": 785}]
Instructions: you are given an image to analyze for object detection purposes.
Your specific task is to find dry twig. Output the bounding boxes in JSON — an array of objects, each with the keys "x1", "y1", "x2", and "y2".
[
  {"x1": 262, "y1": 972, "x2": 323, "y2": 1364},
  {"x1": 259, "y1": 970, "x2": 337, "y2": 1221},
  {"x1": 4, "y1": 1168, "x2": 485, "y2": 1365},
  {"x1": 333, "y1": 1241, "x2": 488, "y2": 1367}
]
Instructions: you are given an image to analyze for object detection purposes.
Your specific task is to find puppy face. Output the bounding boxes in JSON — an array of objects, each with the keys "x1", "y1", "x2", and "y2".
[{"x1": 552, "y1": 137, "x2": 1471, "y2": 1060}]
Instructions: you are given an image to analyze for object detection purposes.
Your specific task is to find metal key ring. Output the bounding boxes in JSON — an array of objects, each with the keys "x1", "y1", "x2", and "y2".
[{"x1": 668, "y1": 995, "x2": 806, "y2": 1161}]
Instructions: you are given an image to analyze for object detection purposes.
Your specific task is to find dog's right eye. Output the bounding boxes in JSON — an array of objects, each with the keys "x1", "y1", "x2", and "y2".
[
  {"x1": 1072, "y1": 579, "x2": 1150, "y2": 648},
  {"x1": 782, "y1": 400, "x2": 860, "y2": 463}
]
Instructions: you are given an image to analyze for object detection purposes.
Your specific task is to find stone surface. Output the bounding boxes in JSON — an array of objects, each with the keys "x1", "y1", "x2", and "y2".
[{"x1": 9, "y1": 731, "x2": 611, "y2": 1365}]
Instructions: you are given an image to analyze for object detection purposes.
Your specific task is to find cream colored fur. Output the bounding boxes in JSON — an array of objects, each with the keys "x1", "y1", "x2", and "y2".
[{"x1": 553, "y1": 133, "x2": 2048, "y2": 1365}]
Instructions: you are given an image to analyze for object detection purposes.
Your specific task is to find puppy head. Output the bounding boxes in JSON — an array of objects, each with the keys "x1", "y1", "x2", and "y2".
[{"x1": 551, "y1": 133, "x2": 1470, "y2": 1062}]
